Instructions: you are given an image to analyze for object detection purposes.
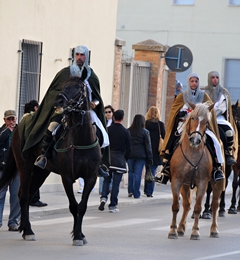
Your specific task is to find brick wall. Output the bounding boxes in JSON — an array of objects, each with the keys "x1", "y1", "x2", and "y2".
[{"x1": 112, "y1": 38, "x2": 126, "y2": 110}]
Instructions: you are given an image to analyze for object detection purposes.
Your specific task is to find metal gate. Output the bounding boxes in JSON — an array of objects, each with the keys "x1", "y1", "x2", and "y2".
[{"x1": 119, "y1": 60, "x2": 151, "y2": 128}]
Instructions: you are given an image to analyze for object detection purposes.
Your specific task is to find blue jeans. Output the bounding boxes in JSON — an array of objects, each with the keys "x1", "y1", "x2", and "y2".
[
  {"x1": 0, "y1": 171, "x2": 21, "y2": 227},
  {"x1": 101, "y1": 171, "x2": 123, "y2": 208},
  {"x1": 99, "y1": 176, "x2": 113, "y2": 195},
  {"x1": 144, "y1": 165, "x2": 158, "y2": 196},
  {"x1": 127, "y1": 159, "x2": 145, "y2": 198}
]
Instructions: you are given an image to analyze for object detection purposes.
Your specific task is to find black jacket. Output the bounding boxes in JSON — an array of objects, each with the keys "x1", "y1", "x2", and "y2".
[
  {"x1": 128, "y1": 128, "x2": 153, "y2": 165},
  {"x1": 145, "y1": 120, "x2": 165, "y2": 165},
  {"x1": 0, "y1": 124, "x2": 13, "y2": 170},
  {"x1": 108, "y1": 123, "x2": 131, "y2": 172}
]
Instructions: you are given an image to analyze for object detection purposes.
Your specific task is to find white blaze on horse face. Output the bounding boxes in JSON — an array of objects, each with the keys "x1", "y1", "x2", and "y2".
[{"x1": 196, "y1": 116, "x2": 204, "y2": 132}]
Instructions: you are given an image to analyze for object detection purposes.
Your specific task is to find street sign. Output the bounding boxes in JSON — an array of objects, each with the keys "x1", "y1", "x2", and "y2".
[{"x1": 165, "y1": 44, "x2": 193, "y2": 72}]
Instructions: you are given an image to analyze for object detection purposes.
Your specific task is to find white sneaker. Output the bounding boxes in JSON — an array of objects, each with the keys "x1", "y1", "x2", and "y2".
[
  {"x1": 109, "y1": 207, "x2": 119, "y2": 213},
  {"x1": 77, "y1": 189, "x2": 83, "y2": 194}
]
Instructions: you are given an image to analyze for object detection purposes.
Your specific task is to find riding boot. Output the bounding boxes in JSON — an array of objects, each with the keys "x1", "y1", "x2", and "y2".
[
  {"x1": 225, "y1": 130, "x2": 237, "y2": 165},
  {"x1": 212, "y1": 163, "x2": 225, "y2": 182},
  {"x1": 98, "y1": 148, "x2": 109, "y2": 178},
  {"x1": 34, "y1": 129, "x2": 53, "y2": 169},
  {"x1": 154, "y1": 151, "x2": 171, "y2": 185},
  {"x1": 225, "y1": 149, "x2": 237, "y2": 166}
]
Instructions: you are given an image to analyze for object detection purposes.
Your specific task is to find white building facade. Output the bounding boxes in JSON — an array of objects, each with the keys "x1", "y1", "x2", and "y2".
[
  {"x1": 116, "y1": 0, "x2": 240, "y2": 102},
  {"x1": 0, "y1": 0, "x2": 118, "y2": 190}
]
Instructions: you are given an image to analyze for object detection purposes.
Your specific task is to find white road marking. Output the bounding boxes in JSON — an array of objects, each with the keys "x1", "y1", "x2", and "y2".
[
  {"x1": 221, "y1": 228, "x2": 240, "y2": 234},
  {"x1": 32, "y1": 216, "x2": 99, "y2": 226},
  {"x1": 193, "y1": 250, "x2": 240, "y2": 260},
  {"x1": 151, "y1": 220, "x2": 214, "y2": 231},
  {"x1": 84, "y1": 218, "x2": 159, "y2": 228}
]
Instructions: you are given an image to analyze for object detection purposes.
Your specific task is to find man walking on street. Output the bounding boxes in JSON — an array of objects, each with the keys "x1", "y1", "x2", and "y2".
[
  {"x1": 99, "y1": 110, "x2": 131, "y2": 213},
  {"x1": 0, "y1": 110, "x2": 20, "y2": 231}
]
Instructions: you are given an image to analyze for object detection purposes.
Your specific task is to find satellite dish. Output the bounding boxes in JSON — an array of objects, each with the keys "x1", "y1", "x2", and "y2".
[{"x1": 165, "y1": 44, "x2": 193, "y2": 72}]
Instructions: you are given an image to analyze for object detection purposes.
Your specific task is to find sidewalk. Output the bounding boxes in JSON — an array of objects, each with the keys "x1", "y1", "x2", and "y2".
[{"x1": 2, "y1": 177, "x2": 233, "y2": 221}]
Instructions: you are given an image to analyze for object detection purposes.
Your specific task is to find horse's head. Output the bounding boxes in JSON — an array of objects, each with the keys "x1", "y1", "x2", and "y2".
[
  {"x1": 55, "y1": 77, "x2": 90, "y2": 121},
  {"x1": 181, "y1": 102, "x2": 213, "y2": 147},
  {"x1": 232, "y1": 100, "x2": 240, "y2": 130}
]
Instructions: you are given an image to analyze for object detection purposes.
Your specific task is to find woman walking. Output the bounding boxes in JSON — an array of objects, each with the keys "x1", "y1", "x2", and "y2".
[
  {"x1": 127, "y1": 114, "x2": 153, "y2": 199},
  {"x1": 144, "y1": 106, "x2": 165, "y2": 197}
]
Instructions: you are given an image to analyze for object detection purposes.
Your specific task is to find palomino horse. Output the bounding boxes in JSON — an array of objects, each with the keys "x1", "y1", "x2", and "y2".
[
  {"x1": 228, "y1": 100, "x2": 240, "y2": 213},
  {"x1": 168, "y1": 102, "x2": 222, "y2": 240},
  {"x1": 0, "y1": 77, "x2": 101, "y2": 246}
]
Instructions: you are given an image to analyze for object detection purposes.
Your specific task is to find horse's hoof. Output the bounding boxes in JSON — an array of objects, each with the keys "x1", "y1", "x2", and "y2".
[
  {"x1": 72, "y1": 240, "x2": 84, "y2": 246},
  {"x1": 177, "y1": 230, "x2": 184, "y2": 237},
  {"x1": 210, "y1": 232, "x2": 219, "y2": 238},
  {"x1": 218, "y1": 210, "x2": 225, "y2": 217},
  {"x1": 228, "y1": 207, "x2": 237, "y2": 214},
  {"x1": 202, "y1": 212, "x2": 211, "y2": 219},
  {"x1": 168, "y1": 233, "x2": 178, "y2": 239},
  {"x1": 83, "y1": 237, "x2": 88, "y2": 244},
  {"x1": 23, "y1": 234, "x2": 36, "y2": 241},
  {"x1": 191, "y1": 212, "x2": 194, "y2": 219},
  {"x1": 190, "y1": 234, "x2": 200, "y2": 240}
]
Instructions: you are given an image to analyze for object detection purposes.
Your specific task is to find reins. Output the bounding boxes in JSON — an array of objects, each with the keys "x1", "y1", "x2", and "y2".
[{"x1": 180, "y1": 135, "x2": 206, "y2": 189}]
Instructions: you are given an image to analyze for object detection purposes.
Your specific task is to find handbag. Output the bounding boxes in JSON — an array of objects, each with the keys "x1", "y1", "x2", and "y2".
[
  {"x1": 158, "y1": 122, "x2": 164, "y2": 153},
  {"x1": 145, "y1": 167, "x2": 155, "y2": 183}
]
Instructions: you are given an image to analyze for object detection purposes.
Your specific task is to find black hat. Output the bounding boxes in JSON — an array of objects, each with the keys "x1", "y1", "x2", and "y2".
[{"x1": 113, "y1": 109, "x2": 124, "y2": 121}]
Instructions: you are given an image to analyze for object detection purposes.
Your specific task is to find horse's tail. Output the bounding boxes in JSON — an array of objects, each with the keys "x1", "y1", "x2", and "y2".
[{"x1": 0, "y1": 145, "x2": 18, "y2": 190}]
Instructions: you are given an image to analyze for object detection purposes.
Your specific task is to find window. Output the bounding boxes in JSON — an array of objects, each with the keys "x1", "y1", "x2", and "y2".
[
  {"x1": 229, "y1": 0, "x2": 240, "y2": 5},
  {"x1": 224, "y1": 59, "x2": 240, "y2": 103},
  {"x1": 173, "y1": 0, "x2": 194, "y2": 5},
  {"x1": 18, "y1": 40, "x2": 42, "y2": 119}
]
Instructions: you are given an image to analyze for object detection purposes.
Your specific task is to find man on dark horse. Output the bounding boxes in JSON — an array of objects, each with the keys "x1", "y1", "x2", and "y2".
[
  {"x1": 22, "y1": 45, "x2": 109, "y2": 177},
  {"x1": 155, "y1": 73, "x2": 225, "y2": 185},
  {"x1": 203, "y1": 71, "x2": 238, "y2": 167}
]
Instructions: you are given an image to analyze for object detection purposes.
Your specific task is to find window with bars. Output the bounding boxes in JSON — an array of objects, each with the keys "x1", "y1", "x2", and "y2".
[
  {"x1": 173, "y1": 0, "x2": 194, "y2": 5},
  {"x1": 18, "y1": 40, "x2": 42, "y2": 119}
]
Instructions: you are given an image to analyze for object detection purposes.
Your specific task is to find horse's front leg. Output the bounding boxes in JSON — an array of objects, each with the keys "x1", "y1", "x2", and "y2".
[
  {"x1": 190, "y1": 184, "x2": 206, "y2": 240},
  {"x1": 168, "y1": 181, "x2": 180, "y2": 239},
  {"x1": 77, "y1": 176, "x2": 97, "y2": 243},
  {"x1": 177, "y1": 185, "x2": 191, "y2": 237},
  {"x1": 210, "y1": 180, "x2": 221, "y2": 238},
  {"x1": 18, "y1": 180, "x2": 35, "y2": 241},
  {"x1": 61, "y1": 176, "x2": 82, "y2": 245},
  {"x1": 228, "y1": 164, "x2": 239, "y2": 214},
  {"x1": 202, "y1": 182, "x2": 212, "y2": 219}
]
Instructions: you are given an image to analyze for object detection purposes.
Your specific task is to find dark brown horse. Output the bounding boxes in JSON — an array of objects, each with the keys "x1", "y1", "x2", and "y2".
[
  {"x1": 228, "y1": 100, "x2": 240, "y2": 213},
  {"x1": 0, "y1": 77, "x2": 101, "y2": 246},
  {"x1": 168, "y1": 102, "x2": 222, "y2": 240}
]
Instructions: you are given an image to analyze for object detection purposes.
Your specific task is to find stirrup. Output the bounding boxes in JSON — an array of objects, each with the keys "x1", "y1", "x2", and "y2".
[
  {"x1": 212, "y1": 169, "x2": 225, "y2": 182},
  {"x1": 34, "y1": 155, "x2": 47, "y2": 169},
  {"x1": 154, "y1": 174, "x2": 169, "y2": 185},
  {"x1": 98, "y1": 164, "x2": 109, "y2": 178}
]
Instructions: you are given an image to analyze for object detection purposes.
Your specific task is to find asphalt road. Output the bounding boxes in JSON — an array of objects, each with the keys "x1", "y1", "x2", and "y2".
[{"x1": 1, "y1": 194, "x2": 240, "y2": 260}]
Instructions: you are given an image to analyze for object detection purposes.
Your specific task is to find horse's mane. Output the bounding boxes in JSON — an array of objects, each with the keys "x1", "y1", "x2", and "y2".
[{"x1": 179, "y1": 102, "x2": 212, "y2": 143}]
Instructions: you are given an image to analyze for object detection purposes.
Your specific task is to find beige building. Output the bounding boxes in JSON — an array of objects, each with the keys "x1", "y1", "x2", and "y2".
[
  {"x1": 0, "y1": 0, "x2": 118, "y2": 190},
  {"x1": 116, "y1": 0, "x2": 240, "y2": 103}
]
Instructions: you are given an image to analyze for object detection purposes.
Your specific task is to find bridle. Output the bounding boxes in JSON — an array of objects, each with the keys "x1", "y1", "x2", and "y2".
[
  {"x1": 54, "y1": 82, "x2": 98, "y2": 153},
  {"x1": 181, "y1": 116, "x2": 208, "y2": 189}
]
